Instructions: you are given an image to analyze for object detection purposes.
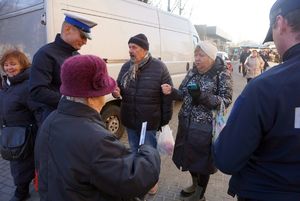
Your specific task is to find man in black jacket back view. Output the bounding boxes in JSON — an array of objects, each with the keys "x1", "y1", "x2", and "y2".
[{"x1": 112, "y1": 33, "x2": 173, "y2": 195}]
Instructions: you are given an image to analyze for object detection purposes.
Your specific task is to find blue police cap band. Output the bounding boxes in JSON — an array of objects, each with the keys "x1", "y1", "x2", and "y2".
[{"x1": 65, "y1": 16, "x2": 91, "y2": 33}]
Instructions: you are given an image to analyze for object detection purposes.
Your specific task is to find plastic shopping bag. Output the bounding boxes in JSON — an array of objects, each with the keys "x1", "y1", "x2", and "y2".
[
  {"x1": 212, "y1": 101, "x2": 227, "y2": 142},
  {"x1": 157, "y1": 125, "x2": 174, "y2": 156}
]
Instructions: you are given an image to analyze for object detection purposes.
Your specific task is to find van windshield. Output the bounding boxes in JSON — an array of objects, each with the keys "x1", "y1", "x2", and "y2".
[{"x1": 0, "y1": 0, "x2": 43, "y2": 16}]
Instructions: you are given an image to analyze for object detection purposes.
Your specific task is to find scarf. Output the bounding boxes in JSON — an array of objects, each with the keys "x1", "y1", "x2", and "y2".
[{"x1": 121, "y1": 52, "x2": 151, "y2": 88}]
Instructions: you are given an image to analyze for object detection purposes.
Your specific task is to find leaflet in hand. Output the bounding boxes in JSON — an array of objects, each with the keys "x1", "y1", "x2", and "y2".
[{"x1": 139, "y1": 122, "x2": 147, "y2": 145}]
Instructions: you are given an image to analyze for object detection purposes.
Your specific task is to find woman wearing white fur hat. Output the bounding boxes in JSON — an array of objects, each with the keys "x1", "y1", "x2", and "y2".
[{"x1": 161, "y1": 41, "x2": 233, "y2": 201}]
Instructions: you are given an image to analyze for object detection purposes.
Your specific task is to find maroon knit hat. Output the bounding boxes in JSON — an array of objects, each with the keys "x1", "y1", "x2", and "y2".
[{"x1": 60, "y1": 55, "x2": 116, "y2": 97}]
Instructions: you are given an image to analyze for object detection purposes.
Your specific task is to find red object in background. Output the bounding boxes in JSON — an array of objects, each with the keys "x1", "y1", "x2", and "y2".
[
  {"x1": 225, "y1": 60, "x2": 233, "y2": 72},
  {"x1": 217, "y1": 51, "x2": 233, "y2": 73}
]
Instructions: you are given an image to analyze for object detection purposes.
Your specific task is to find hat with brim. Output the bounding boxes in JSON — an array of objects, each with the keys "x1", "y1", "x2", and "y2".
[
  {"x1": 263, "y1": 0, "x2": 300, "y2": 43},
  {"x1": 81, "y1": 31, "x2": 92, "y2": 40},
  {"x1": 60, "y1": 55, "x2": 116, "y2": 98},
  {"x1": 64, "y1": 13, "x2": 97, "y2": 40},
  {"x1": 263, "y1": 27, "x2": 273, "y2": 44}
]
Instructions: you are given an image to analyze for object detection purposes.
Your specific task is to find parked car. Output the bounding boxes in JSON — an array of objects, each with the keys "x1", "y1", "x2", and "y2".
[{"x1": 217, "y1": 51, "x2": 233, "y2": 73}]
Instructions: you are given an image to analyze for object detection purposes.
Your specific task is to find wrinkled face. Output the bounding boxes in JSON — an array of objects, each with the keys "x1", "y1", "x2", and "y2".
[
  {"x1": 194, "y1": 48, "x2": 214, "y2": 73},
  {"x1": 128, "y1": 43, "x2": 147, "y2": 64},
  {"x1": 3, "y1": 57, "x2": 22, "y2": 77},
  {"x1": 65, "y1": 25, "x2": 87, "y2": 50}
]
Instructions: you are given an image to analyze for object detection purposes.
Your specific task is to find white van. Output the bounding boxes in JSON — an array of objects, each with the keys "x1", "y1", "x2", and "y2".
[{"x1": 0, "y1": 0, "x2": 199, "y2": 137}]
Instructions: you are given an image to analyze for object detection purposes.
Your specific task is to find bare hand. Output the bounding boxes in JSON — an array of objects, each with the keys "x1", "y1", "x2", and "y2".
[
  {"x1": 112, "y1": 86, "x2": 121, "y2": 98},
  {"x1": 161, "y1": 84, "x2": 172, "y2": 95}
]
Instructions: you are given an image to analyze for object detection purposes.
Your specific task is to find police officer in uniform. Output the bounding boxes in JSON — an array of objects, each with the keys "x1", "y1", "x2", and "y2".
[
  {"x1": 214, "y1": 0, "x2": 300, "y2": 200},
  {"x1": 29, "y1": 13, "x2": 97, "y2": 125}
]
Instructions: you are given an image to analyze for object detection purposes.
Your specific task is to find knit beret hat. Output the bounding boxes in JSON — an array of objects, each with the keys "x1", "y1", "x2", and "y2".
[
  {"x1": 196, "y1": 41, "x2": 218, "y2": 60},
  {"x1": 128, "y1": 33, "x2": 149, "y2": 50},
  {"x1": 60, "y1": 55, "x2": 116, "y2": 97}
]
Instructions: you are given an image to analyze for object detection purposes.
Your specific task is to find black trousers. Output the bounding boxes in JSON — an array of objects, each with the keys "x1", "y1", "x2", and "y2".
[
  {"x1": 190, "y1": 172, "x2": 210, "y2": 198},
  {"x1": 10, "y1": 153, "x2": 34, "y2": 197}
]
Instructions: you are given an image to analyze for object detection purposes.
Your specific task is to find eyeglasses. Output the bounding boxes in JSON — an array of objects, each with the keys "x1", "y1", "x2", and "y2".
[{"x1": 73, "y1": 26, "x2": 87, "y2": 40}]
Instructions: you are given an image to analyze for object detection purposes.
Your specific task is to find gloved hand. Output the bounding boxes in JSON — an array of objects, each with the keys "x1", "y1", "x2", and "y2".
[{"x1": 187, "y1": 83, "x2": 201, "y2": 105}]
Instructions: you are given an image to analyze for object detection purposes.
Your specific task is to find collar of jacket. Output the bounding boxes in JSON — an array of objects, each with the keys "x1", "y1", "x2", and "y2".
[
  {"x1": 3, "y1": 68, "x2": 29, "y2": 89},
  {"x1": 54, "y1": 34, "x2": 78, "y2": 54},
  {"x1": 57, "y1": 96, "x2": 106, "y2": 127},
  {"x1": 282, "y1": 43, "x2": 300, "y2": 62}
]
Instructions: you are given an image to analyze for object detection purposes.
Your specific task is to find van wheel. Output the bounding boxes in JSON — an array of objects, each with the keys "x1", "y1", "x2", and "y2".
[{"x1": 101, "y1": 105, "x2": 125, "y2": 139}]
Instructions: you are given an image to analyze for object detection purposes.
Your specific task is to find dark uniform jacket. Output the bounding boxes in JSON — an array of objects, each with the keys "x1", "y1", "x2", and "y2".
[
  {"x1": 214, "y1": 44, "x2": 300, "y2": 201},
  {"x1": 35, "y1": 97, "x2": 161, "y2": 201},
  {"x1": 0, "y1": 69, "x2": 37, "y2": 184},
  {"x1": 171, "y1": 57, "x2": 232, "y2": 174},
  {"x1": 117, "y1": 56, "x2": 173, "y2": 131},
  {"x1": 29, "y1": 34, "x2": 78, "y2": 122}
]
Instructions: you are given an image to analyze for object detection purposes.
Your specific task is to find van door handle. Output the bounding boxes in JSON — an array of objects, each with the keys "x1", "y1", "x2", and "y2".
[{"x1": 41, "y1": 12, "x2": 46, "y2": 25}]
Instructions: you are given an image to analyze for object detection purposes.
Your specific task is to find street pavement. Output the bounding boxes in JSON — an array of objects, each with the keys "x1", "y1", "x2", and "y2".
[{"x1": 0, "y1": 61, "x2": 275, "y2": 201}]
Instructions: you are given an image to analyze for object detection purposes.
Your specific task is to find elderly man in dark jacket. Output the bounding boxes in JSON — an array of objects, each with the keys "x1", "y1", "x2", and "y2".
[
  {"x1": 35, "y1": 55, "x2": 161, "y2": 201},
  {"x1": 112, "y1": 33, "x2": 173, "y2": 194},
  {"x1": 29, "y1": 13, "x2": 97, "y2": 125}
]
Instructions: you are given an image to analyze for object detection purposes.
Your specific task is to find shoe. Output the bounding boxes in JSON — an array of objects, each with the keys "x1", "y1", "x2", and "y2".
[
  {"x1": 9, "y1": 194, "x2": 30, "y2": 201},
  {"x1": 182, "y1": 186, "x2": 203, "y2": 201},
  {"x1": 180, "y1": 176, "x2": 197, "y2": 197},
  {"x1": 148, "y1": 183, "x2": 158, "y2": 195}
]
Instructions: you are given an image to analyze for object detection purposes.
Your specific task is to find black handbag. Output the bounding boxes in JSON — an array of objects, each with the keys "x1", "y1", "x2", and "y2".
[{"x1": 0, "y1": 125, "x2": 33, "y2": 161}]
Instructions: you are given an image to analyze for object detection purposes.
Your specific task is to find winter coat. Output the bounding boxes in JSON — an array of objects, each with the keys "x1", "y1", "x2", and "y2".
[
  {"x1": 171, "y1": 57, "x2": 233, "y2": 174},
  {"x1": 244, "y1": 55, "x2": 264, "y2": 78},
  {"x1": 117, "y1": 56, "x2": 173, "y2": 131},
  {"x1": 0, "y1": 69, "x2": 37, "y2": 184},
  {"x1": 29, "y1": 34, "x2": 78, "y2": 123},
  {"x1": 214, "y1": 44, "x2": 300, "y2": 201},
  {"x1": 35, "y1": 97, "x2": 161, "y2": 201}
]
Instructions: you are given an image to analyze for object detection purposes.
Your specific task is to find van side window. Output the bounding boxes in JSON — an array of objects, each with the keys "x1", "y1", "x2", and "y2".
[{"x1": 0, "y1": 0, "x2": 43, "y2": 16}]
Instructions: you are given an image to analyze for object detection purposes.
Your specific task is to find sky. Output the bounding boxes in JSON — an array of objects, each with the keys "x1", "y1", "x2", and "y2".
[{"x1": 151, "y1": 0, "x2": 276, "y2": 44}]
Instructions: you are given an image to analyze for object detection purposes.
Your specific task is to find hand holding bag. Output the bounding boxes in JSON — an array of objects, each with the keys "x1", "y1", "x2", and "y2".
[
  {"x1": 157, "y1": 125, "x2": 174, "y2": 156},
  {"x1": 0, "y1": 125, "x2": 33, "y2": 160}
]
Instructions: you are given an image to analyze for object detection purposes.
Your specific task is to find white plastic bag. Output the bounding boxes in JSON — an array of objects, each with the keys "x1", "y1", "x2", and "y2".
[
  {"x1": 157, "y1": 125, "x2": 174, "y2": 156},
  {"x1": 212, "y1": 101, "x2": 227, "y2": 142}
]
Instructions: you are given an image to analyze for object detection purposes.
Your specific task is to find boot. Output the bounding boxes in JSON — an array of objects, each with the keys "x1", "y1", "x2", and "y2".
[
  {"x1": 10, "y1": 184, "x2": 30, "y2": 201},
  {"x1": 182, "y1": 185, "x2": 205, "y2": 201},
  {"x1": 180, "y1": 176, "x2": 197, "y2": 197}
]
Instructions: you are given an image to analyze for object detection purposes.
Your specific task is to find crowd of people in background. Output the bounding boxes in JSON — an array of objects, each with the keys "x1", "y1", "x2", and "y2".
[{"x1": 1, "y1": 0, "x2": 300, "y2": 201}]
